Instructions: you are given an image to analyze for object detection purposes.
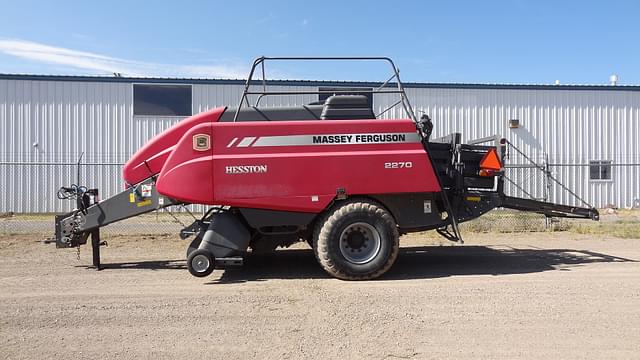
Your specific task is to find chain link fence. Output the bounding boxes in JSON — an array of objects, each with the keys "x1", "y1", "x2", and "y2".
[
  {"x1": 0, "y1": 158, "x2": 558, "y2": 237},
  {"x1": 1, "y1": 210, "x2": 552, "y2": 237},
  {"x1": 0, "y1": 212, "x2": 198, "y2": 237},
  {"x1": 8, "y1": 138, "x2": 630, "y2": 238}
]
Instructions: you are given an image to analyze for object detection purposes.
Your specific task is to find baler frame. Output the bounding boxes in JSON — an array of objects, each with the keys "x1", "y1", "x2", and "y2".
[{"x1": 54, "y1": 177, "x2": 179, "y2": 268}]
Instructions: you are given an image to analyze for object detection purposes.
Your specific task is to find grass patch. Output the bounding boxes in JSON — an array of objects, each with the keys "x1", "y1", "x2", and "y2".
[
  {"x1": 460, "y1": 210, "x2": 547, "y2": 233},
  {"x1": 566, "y1": 220, "x2": 640, "y2": 239}
]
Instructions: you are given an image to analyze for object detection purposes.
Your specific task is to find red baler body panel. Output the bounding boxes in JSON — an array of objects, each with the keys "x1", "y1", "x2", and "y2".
[
  {"x1": 123, "y1": 107, "x2": 225, "y2": 186},
  {"x1": 156, "y1": 122, "x2": 215, "y2": 204},
  {"x1": 130, "y1": 108, "x2": 441, "y2": 213}
]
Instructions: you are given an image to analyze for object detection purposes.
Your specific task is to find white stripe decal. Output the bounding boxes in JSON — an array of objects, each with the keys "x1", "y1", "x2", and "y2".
[
  {"x1": 251, "y1": 132, "x2": 421, "y2": 147},
  {"x1": 248, "y1": 137, "x2": 259, "y2": 147},
  {"x1": 226, "y1": 137, "x2": 238, "y2": 148},
  {"x1": 237, "y1": 136, "x2": 257, "y2": 147}
]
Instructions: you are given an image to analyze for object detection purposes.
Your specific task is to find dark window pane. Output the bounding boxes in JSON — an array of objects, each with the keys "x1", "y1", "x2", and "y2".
[
  {"x1": 134, "y1": 84, "x2": 192, "y2": 116},
  {"x1": 600, "y1": 163, "x2": 611, "y2": 180},
  {"x1": 318, "y1": 87, "x2": 373, "y2": 106},
  {"x1": 589, "y1": 162, "x2": 600, "y2": 180}
]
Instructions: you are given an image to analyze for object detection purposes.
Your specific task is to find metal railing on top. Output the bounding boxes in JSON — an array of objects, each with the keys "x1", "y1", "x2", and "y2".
[{"x1": 233, "y1": 56, "x2": 419, "y2": 124}]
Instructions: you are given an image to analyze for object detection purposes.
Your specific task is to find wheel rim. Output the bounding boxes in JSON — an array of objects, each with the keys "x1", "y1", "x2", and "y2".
[
  {"x1": 191, "y1": 254, "x2": 211, "y2": 273},
  {"x1": 339, "y1": 222, "x2": 381, "y2": 264}
]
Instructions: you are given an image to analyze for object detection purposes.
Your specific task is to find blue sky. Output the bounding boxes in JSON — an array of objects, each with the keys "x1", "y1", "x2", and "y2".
[{"x1": 0, "y1": 0, "x2": 638, "y2": 84}]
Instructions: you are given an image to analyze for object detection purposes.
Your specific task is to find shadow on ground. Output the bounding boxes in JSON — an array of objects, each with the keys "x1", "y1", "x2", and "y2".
[
  {"x1": 211, "y1": 245, "x2": 635, "y2": 284},
  {"x1": 75, "y1": 260, "x2": 185, "y2": 271},
  {"x1": 84, "y1": 245, "x2": 635, "y2": 283}
]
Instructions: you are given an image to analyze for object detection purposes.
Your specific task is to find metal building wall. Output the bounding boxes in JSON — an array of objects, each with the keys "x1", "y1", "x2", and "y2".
[
  {"x1": 1, "y1": 77, "x2": 638, "y2": 212},
  {"x1": 0, "y1": 78, "x2": 192, "y2": 213},
  {"x1": 404, "y1": 87, "x2": 640, "y2": 208},
  {"x1": 0, "y1": 79, "x2": 322, "y2": 213},
  {"x1": 1, "y1": 79, "x2": 129, "y2": 213}
]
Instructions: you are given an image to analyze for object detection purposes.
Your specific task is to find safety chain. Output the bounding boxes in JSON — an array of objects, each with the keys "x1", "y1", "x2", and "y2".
[
  {"x1": 165, "y1": 205, "x2": 199, "y2": 227},
  {"x1": 166, "y1": 210, "x2": 187, "y2": 227}
]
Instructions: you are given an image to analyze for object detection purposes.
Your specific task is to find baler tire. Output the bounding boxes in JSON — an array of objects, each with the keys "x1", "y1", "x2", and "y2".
[
  {"x1": 187, "y1": 249, "x2": 215, "y2": 277},
  {"x1": 186, "y1": 234, "x2": 203, "y2": 258},
  {"x1": 313, "y1": 199, "x2": 399, "y2": 280}
]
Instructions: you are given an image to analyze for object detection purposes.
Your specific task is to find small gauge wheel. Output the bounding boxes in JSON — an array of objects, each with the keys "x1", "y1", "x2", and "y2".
[{"x1": 187, "y1": 249, "x2": 215, "y2": 277}]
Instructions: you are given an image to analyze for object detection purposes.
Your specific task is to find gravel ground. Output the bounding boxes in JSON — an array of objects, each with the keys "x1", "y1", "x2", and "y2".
[{"x1": 1, "y1": 232, "x2": 639, "y2": 359}]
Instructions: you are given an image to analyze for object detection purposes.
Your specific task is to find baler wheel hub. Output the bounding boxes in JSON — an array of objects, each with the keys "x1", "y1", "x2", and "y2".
[
  {"x1": 339, "y1": 222, "x2": 381, "y2": 264},
  {"x1": 192, "y1": 254, "x2": 211, "y2": 273}
]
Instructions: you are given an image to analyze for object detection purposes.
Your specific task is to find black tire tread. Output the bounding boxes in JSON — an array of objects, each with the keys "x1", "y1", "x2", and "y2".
[
  {"x1": 186, "y1": 234, "x2": 203, "y2": 258},
  {"x1": 313, "y1": 199, "x2": 399, "y2": 280}
]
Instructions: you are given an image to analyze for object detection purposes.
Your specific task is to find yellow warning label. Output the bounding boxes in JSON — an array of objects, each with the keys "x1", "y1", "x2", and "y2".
[
  {"x1": 466, "y1": 196, "x2": 481, "y2": 202},
  {"x1": 136, "y1": 199, "x2": 152, "y2": 207},
  {"x1": 129, "y1": 193, "x2": 135, "y2": 203}
]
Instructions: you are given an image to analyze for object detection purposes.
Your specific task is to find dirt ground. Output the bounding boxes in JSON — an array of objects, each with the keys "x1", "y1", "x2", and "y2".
[{"x1": 1, "y1": 232, "x2": 639, "y2": 359}]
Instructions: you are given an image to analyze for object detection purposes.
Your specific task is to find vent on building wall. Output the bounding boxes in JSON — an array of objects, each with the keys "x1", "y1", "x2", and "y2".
[{"x1": 609, "y1": 74, "x2": 619, "y2": 86}]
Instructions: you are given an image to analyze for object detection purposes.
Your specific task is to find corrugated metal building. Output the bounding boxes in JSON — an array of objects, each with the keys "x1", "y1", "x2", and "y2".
[{"x1": 1, "y1": 74, "x2": 639, "y2": 213}]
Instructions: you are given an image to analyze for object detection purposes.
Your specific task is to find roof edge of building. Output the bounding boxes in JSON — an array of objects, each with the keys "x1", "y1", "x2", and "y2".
[{"x1": 1, "y1": 73, "x2": 639, "y2": 91}]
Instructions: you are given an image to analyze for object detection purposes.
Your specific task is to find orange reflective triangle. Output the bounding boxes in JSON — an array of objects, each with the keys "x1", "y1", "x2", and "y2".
[{"x1": 480, "y1": 148, "x2": 502, "y2": 170}]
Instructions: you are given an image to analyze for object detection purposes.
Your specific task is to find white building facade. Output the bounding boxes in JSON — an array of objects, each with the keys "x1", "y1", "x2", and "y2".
[{"x1": 1, "y1": 74, "x2": 639, "y2": 212}]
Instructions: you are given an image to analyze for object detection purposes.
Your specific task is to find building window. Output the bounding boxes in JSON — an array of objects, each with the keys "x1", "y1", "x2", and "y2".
[
  {"x1": 133, "y1": 84, "x2": 192, "y2": 116},
  {"x1": 318, "y1": 87, "x2": 373, "y2": 106},
  {"x1": 589, "y1": 160, "x2": 612, "y2": 180}
]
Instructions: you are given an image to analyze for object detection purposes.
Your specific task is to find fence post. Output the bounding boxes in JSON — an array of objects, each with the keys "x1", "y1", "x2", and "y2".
[
  {"x1": 542, "y1": 153, "x2": 549, "y2": 202},
  {"x1": 543, "y1": 152, "x2": 551, "y2": 230}
]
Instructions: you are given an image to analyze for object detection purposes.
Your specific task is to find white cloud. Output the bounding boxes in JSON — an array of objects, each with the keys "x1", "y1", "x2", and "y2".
[{"x1": 0, "y1": 39, "x2": 247, "y2": 79}]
